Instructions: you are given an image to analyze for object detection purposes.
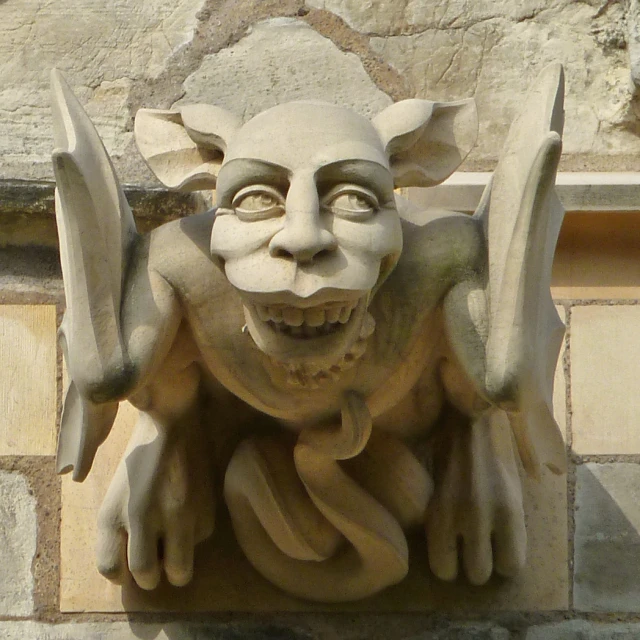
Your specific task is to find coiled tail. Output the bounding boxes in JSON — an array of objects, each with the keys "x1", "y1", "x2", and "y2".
[{"x1": 224, "y1": 391, "x2": 432, "y2": 602}]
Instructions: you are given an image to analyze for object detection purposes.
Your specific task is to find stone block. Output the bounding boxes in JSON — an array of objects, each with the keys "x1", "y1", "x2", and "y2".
[
  {"x1": 307, "y1": 0, "x2": 639, "y2": 171},
  {"x1": 0, "y1": 620, "x2": 512, "y2": 639},
  {"x1": 174, "y1": 19, "x2": 392, "y2": 119},
  {"x1": 0, "y1": 622, "x2": 313, "y2": 639},
  {"x1": 526, "y1": 620, "x2": 640, "y2": 639},
  {"x1": 571, "y1": 306, "x2": 640, "y2": 455},
  {"x1": 0, "y1": 471, "x2": 37, "y2": 616},
  {"x1": 552, "y1": 212, "x2": 640, "y2": 300},
  {"x1": 0, "y1": 305, "x2": 57, "y2": 455},
  {"x1": 574, "y1": 463, "x2": 640, "y2": 611},
  {"x1": 61, "y1": 397, "x2": 567, "y2": 612}
]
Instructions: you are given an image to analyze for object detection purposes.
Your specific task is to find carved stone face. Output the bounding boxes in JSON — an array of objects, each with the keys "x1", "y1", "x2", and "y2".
[{"x1": 210, "y1": 102, "x2": 403, "y2": 372}]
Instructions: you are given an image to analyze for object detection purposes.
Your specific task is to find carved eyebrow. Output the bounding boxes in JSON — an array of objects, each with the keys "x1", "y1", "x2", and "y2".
[
  {"x1": 314, "y1": 160, "x2": 394, "y2": 201},
  {"x1": 216, "y1": 158, "x2": 290, "y2": 196}
]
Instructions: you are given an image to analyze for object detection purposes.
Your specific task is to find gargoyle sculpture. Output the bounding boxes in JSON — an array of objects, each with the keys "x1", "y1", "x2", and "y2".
[{"x1": 52, "y1": 63, "x2": 566, "y2": 602}]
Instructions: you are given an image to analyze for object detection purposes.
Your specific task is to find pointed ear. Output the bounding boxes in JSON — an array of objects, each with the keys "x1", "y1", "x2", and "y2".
[
  {"x1": 134, "y1": 105, "x2": 242, "y2": 191},
  {"x1": 372, "y1": 99, "x2": 478, "y2": 188}
]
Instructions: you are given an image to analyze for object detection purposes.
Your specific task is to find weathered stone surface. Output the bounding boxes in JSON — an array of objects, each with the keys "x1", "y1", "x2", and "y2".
[
  {"x1": 0, "y1": 0, "x2": 205, "y2": 181},
  {"x1": 0, "y1": 472, "x2": 36, "y2": 616},
  {"x1": 628, "y1": 0, "x2": 640, "y2": 87},
  {"x1": 574, "y1": 463, "x2": 640, "y2": 612},
  {"x1": 0, "y1": 305, "x2": 57, "y2": 455},
  {"x1": 526, "y1": 620, "x2": 640, "y2": 639},
  {"x1": 309, "y1": 0, "x2": 638, "y2": 170},
  {"x1": 174, "y1": 18, "x2": 392, "y2": 119},
  {"x1": 571, "y1": 306, "x2": 640, "y2": 454}
]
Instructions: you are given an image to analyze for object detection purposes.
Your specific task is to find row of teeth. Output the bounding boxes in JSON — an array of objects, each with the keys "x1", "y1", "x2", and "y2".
[
  {"x1": 255, "y1": 301, "x2": 358, "y2": 327},
  {"x1": 269, "y1": 322, "x2": 341, "y2": 338}
]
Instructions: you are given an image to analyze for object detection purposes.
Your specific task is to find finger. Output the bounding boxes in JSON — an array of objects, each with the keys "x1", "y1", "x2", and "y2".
[
  {"x1": 96, "y1": 523, "x2": 128, "y2": 585},
  {"x1": 492, "y1": 506, "x2": 527, "y2": 578},
  {"x1": 194, "y1": 505, "x2": 215, "y2": 545},
  {"x1": 163, "y1": 521, "x2": 195, "y2": 587},
  {"x1": 127, "y1": 522, "x2": 161, "y2": 590},
  {"x1": 426, "y1": 504, "x2": 459, "y2": 582},
  {"x1": 462, "y1": 524, "x2": 494, "y2": 586}
]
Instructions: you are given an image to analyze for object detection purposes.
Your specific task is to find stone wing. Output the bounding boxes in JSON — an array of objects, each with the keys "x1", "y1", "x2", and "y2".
[
  {"x1": 474, "y1": 63, "x2": 566, "y2": 476},
  {"x1": 51, "y1": 70, "x2": 138, "y2": 481}
]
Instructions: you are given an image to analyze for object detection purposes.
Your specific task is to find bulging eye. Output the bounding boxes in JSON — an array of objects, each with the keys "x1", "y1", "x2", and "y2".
[
  {"x1": 323, "y1": 185, "x2": 379, "y2": 220},
  {"x1": 232, "y1": 185, "x2": 285, "y2": 221}
]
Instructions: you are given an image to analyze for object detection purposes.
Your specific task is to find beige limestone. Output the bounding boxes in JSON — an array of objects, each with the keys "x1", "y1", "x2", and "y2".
[
  {"x1": 173, "y1": 19, "x2": 393, "y2": 119},
  {"x1": 571, "y1": 306, "x2": 640, "y2": 454},
  {"x1": 0, "y1": 305, "x2": 56, "y2": 455},
  {"x1": 0, "y1": 0, "x2": 204, "y2": 181},
  {"x1": 53, "y1": 63, "x2": 565, "y2": 603},
  {"x1": 310, "y1": 0, "x2": 639, "y2": 170}
]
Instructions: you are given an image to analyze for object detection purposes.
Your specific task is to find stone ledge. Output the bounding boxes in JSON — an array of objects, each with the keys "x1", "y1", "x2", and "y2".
[
  {"x1": 407, "y1": 172, "x2": 640, "y2": 213},
  {"x1": 0, "y1": 621, "x2": 510, "y2": 639},
  {"x1": 0, "y1": 180, "x2": 207, "y2": 247}
]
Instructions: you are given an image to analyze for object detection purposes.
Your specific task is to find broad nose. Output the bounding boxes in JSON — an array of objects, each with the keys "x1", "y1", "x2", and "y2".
[{"x1": 268, "y1": 173, "x2": 337, "y2": 263}]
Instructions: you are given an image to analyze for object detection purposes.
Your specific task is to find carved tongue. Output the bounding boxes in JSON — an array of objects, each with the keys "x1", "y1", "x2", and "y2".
[{"x1": 299, "y1": 391, "x2": 372, "y2": 460}]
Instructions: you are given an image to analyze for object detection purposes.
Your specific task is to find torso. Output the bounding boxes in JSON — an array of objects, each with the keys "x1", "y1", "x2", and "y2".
[{"x1": 147, "y1": 206, "x2": 484, "y2": 438}]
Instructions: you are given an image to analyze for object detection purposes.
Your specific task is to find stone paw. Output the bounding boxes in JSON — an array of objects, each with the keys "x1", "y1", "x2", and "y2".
[
  {"x1": 425, "y1": 410, "x2": 526, "y2": 585},
  {"x1": 95, "y1": 417, "x2": 215, "y2": 590}
]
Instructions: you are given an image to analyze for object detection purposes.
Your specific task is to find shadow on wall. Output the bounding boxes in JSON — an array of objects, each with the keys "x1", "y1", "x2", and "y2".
[
  {"x1": 574, "y1": 464, "x2": 640, "y2": 612},
  {"x1": 553, "y1": 212, "x2": 640, "y2": 294},
  {"x1": 127, "y1": 622, "x2": 312, "y2": 639}
]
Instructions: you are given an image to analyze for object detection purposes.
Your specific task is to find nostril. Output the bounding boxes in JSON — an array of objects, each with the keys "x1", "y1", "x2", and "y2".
[
  {"x1": 314, "y1": 249, "x2": 333, "y2": 260},
  {"x1": 271, "y1": 247, "x2": 294, "y2": 260}
]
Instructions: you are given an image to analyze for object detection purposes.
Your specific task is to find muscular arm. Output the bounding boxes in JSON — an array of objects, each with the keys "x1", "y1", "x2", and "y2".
[{"x1": 118, "y1": 234, "x2": 183, "y2": 395}]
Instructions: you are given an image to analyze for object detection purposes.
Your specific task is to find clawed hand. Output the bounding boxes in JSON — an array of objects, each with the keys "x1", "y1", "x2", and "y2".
[
  {"x1": 426, "y1": 410, "x2": 527, "y2": 585},
  {"x1": 96, "y1": 412, "x2": 215, "y2": 590}
]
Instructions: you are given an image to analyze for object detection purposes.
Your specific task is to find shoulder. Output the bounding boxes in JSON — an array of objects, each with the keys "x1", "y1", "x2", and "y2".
[
  {"x1": 399, "y1": 207, "x2": 484, "y2": 277},
  {"x1": 144, "y1": 210, "x2": 229, "y2": 293}
]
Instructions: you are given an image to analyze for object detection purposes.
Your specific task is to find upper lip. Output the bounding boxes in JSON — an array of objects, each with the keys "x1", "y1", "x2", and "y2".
[{"x1": 240, "y1": 288, "x2": 366, "y2": 309}]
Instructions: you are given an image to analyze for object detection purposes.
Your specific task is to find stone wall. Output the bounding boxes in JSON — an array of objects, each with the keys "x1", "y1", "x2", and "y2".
[{"x1": 2, "y1": 1, "x2": 640, "y2": 638}]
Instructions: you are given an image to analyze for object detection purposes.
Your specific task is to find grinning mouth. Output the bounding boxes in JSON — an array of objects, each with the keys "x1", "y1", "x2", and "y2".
[
  {"x1": 254, "y1": 300, "x2": 359, "y2": 339},
  {"x1": 242, "y1": 294, "x2": 375, "y2": 388}
]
